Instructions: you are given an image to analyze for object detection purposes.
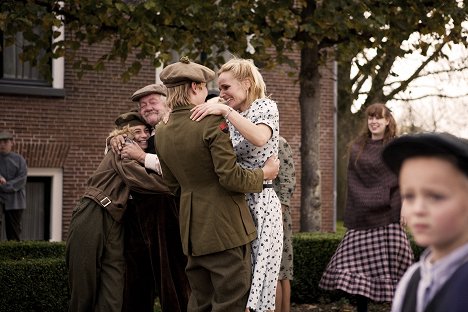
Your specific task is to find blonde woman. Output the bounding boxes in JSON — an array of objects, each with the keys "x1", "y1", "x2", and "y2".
[{"x1": 191, "y1": 58, "x2": 283, "y2": 312}]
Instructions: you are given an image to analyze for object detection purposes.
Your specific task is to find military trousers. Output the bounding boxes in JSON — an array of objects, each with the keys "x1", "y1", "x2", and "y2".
[
  {"x1": 66, "y1": 198, "x2": 124, "y2": 312},
  {"x1": 186, "y1": 244, "x2": 252, "y2": 312}
]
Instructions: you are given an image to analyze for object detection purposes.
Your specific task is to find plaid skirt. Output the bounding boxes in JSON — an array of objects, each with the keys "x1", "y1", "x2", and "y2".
[{"x1": 319, "y1": 223, "x2": 414, "y2": 302}]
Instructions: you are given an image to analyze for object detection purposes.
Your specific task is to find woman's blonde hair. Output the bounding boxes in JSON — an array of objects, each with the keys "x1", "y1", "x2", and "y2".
[{"x1": 218, "y1": 58, "x2": 267, "y2": 105}]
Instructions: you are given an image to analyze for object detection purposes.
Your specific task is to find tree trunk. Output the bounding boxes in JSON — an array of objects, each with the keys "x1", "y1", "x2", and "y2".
[
  {"x1": 299, "y1": 45, "x2": 322, "y2": 232},
  {"x1": 336, "y1": 60, "x2": 360, "y2": 221}
]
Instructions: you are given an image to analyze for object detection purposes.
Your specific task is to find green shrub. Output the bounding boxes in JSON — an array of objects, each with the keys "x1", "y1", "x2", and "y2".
[
  {"x1": 0, "y1": 241, "x2": 65, "y2": 261},
  {"x1": 0, "y1": 257, "x2": 68, "y2": 312},
  {"x1": 0, "y1": 232, "x2": 425, "y2": 309},
  {"x1": 292, "y1": 232, "x2": 344, "y2": 303}
]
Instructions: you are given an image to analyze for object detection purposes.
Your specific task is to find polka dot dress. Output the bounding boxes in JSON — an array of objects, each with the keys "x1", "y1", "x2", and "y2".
[{"x1": 228, "y1": 98, "x2": 283, "y2": 311}]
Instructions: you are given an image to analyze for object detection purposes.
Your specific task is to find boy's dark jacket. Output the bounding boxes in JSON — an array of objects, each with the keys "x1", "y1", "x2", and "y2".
[{"x1": 401, "y1": 261, "x2": 468, "y2": 312}]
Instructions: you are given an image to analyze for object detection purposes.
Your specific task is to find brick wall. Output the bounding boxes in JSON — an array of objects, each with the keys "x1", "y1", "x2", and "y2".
[
  {"x1": 0, "y1": 43, "x2": 336, "y2": 239},
  {"x1": 1, "y1": 41, "x2": 155, "y2": 238}
]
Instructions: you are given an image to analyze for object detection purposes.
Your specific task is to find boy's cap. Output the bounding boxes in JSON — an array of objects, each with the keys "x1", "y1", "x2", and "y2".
[
  {"x1": 131, "y1": 84, "x2": 167, "y2": 102},
  {"x1": 0, "y1": 131, "x2": 13, "y2": 140},
  {"x1": 115, "y1": 111, "x2": 150, "y2": 129},
  {"x1": 160, "y1": 56, "x2": 215, "y2": 88},
  {"x1": 382, "y1": 132, "x2": 468, "y2": 176}
]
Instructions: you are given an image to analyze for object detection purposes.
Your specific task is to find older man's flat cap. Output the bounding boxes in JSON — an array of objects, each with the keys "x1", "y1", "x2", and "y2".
[
  {"x1": 0, "y1": 131, "x2": 13, "y2": 140},
  {"x1": 382, "y1": 132, "x2": 468, "y2": 177},
  {"x1": 115, "y1": 111, "x2": 150, "y2": 128},
  {"x1": 131, "y1": 84, "x2": 167, "y2": 102},
  {"x1": 160, "y1": 56, "x2": 215, "y2": 88}
]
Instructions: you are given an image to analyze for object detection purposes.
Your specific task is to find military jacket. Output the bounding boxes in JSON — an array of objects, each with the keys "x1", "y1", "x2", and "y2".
[
  {"x1": 155, "y1": 105, "x2": 263, "y2": 256},
  {"x1": 83, "y1": 150, "x2": 170, "y2": 222}
]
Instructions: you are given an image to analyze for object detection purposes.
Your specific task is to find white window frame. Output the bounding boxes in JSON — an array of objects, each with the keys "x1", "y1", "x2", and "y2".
[{"x1": 27, "y1": 168, "x2": 63, "y2": 242}]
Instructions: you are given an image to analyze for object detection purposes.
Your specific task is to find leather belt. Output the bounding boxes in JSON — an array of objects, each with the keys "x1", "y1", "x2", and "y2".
[
  {"x1": 263, "y1": 184, "x2": 273, "y2": 189},
  {"x1": 84, "y1": 187, "x2": 113, "y2": 208}
]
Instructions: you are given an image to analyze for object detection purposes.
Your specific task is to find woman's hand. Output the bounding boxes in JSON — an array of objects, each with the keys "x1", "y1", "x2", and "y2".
[
  {"x1": 190, "y1": 103, "x2": 229, "y2": 122},
  {"x1": 262, "y1": 154, "x2": 280, "y2": 180}
]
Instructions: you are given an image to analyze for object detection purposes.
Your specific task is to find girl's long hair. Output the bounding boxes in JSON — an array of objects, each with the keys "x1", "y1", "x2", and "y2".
[{"x1": 351, "y1": 103, "x2": 397, "y2": 163}]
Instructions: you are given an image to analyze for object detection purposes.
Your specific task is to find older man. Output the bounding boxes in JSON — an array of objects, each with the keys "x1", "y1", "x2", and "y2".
[{"x1": 112, "y1": 84, "x2": 190, "y2": 312}]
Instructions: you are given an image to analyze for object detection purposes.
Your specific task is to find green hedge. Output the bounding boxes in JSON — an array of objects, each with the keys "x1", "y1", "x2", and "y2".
[
  {"x1": 0, "y1": 257, "x2": 68, "y2": 312},
  {"x1": 292, "y1": 232, "x2": 344, "y2": 303},
  {"x1": 0, "y1": 241, "x2": 65, "y2": 261},
  {"x1": 0, "y1": 234, "x2": 425, "y2": 310}
]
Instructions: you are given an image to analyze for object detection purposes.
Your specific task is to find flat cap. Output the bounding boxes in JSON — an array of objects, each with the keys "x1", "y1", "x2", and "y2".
[
  {"x1": 382, "y1": 132, "x2": 468, "y2": 176},
  {"x1": 131, "y1": 84, "x2": 167, "y2": 102},
  {"x1": 160, "y1": 56, "x2": 215, "y2": 88},
  {"x1": 0, "y1": 131, "x2": 13, "y2": 140},
  {"x1": 115, "y1": 111, "x2": 150, "y2": 129}
]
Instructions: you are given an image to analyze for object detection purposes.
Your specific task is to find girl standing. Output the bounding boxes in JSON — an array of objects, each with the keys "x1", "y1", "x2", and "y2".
[{"x1": 319, "y1": 103, "x2": 414, "y2": 312}]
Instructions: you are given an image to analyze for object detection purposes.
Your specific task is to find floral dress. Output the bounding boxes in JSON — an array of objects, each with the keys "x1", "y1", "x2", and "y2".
[{"x1": 228, "y1": 98, "x2": 283, "y2": 311}]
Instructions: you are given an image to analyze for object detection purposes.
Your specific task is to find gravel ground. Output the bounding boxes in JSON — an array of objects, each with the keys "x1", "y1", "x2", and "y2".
[{"x1": 291, "y1": 302, "x2": 391, "y2": 312}]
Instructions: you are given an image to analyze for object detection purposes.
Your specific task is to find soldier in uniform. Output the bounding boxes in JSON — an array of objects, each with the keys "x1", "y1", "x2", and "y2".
[
  {"x1": 66, "y1": 112, "x2": 169, "y2": 312},
  {"x1": 155, "y1": 57, "x2": 280, "y2": 312}
]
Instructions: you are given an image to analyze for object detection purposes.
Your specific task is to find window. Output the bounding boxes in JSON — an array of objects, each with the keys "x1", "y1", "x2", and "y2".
[
  {"x1": 0, "y1": 26, "x2": 65, "y2": 97},
  {"x1": 1, "y1": 31, "x2": 49, "y2": 86}
]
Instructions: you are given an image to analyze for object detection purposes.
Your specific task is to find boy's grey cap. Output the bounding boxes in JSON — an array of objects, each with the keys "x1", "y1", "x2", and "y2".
[
  {"x1": 131, "y1": 84, "x2": 167, "y2": 102},
  {"x1": 0, "y1": 131, "x2": 13, "y2": 140},
  {"x1": 382, "y1": 132, "x2": 468, "y2": 176},
  {"x1": 160, "y1": 56, "x2": 215, "y2": 88}
]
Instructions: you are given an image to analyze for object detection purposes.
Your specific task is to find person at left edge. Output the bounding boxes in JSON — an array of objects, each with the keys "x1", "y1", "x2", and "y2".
[
  {"x1": 0, "y1": 130, "x2": 27, "y2": 241},
  {"x1": 66, "y1": 112, "x2": 170, "y2": 312}
]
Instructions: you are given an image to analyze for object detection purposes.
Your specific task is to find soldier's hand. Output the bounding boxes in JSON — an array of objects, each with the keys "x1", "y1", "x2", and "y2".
[{"x1": 110, "y1": 135, "x2": 127, "y2": 154}]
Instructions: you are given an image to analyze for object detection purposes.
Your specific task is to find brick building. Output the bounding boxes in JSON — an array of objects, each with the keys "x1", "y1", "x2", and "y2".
[{"x1": 0, "y1": 42, "x2": 336, "y2": 241}]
